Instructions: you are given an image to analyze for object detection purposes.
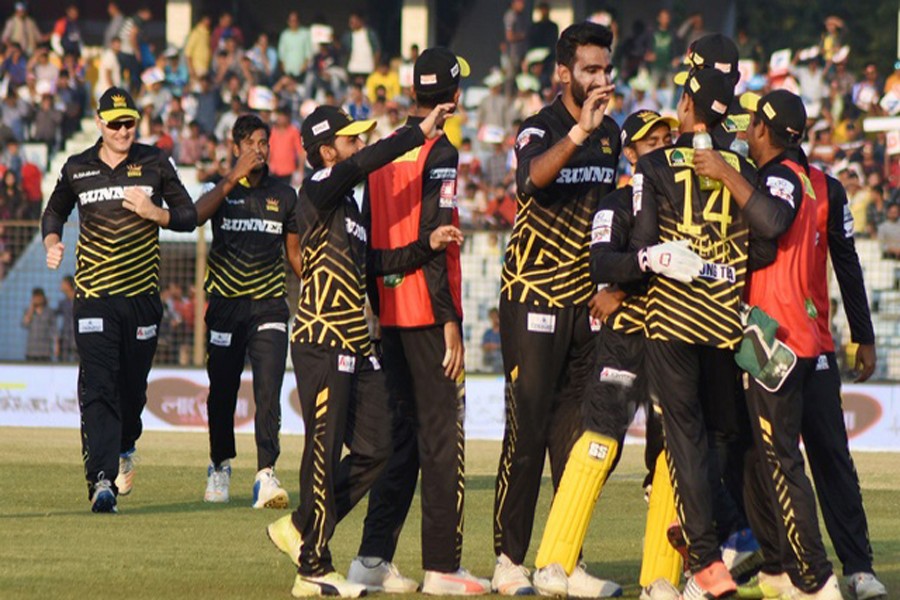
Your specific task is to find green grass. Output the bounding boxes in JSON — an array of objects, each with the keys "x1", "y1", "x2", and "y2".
[{"x1": 0, "y1": 427, "x2": 898, "y2": 599}]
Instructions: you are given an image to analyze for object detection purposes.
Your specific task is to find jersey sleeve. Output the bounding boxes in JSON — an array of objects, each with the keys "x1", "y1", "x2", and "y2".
[
  {"x1": 741, "y1": 162, "x2": 802, "y2": 240},
  {"x1": 284, "y1": 184, "x2": 299, "y2": 234},
  {"x1": 629, "y1": 158, "x2": 661, "y2": 252},
  {"x1": 590, "y1": 187, "x2": 643, "y2": 285},
  {"x1": 826, "y1": 176, "x2": 875, "y2": 345},
  {"x1": 41, "y1": 161, "x2": 77, "y2": 239},
  {"x1": 513, "y1": 115, "x2": 553, "y2": 199},
  {"x1": 159, "y1": 154, "x2": 197, "y2": 231}
]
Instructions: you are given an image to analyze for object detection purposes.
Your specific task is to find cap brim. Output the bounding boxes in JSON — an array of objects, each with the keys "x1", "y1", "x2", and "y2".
[
  {"x1": 740, "y1": 92, "x2": 761, "y2": 114},
  {"x1": 673, "y1": 71, "x2": 689, "y2": 86},
  {"x1": 631, "y1": 116, "x2": 679, "y2": 143},
  {"x1": 457, "y1": 56, "x2": 470, "y2": 78},
  {"x1": 336, "y1": 119, "x2": 376, "y2": 137},
  {"x1": 99, "y1": 108, "x2": 140, "y2": 122}
]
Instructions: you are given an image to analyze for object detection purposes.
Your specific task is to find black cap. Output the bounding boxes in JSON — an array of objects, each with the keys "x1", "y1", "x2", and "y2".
[
  {"x1": 740, "y1": 90, "x2": 807, "y2": 144},
  {"x1": 620, "y1": 110, "x2": 679, "y2": 147},
  {"x1": 301, "y1": 105, "x2": 376, "y2": 152},
  {"x1": 684, "y1": 68, "x2": 734, "y2": 118},
  {"x1": 97, "y1": 86, "x2": 140, "y2": 122},
  {"x1": 674, "y1": 34, "x2": 740, "y2": 86},
  {"x1": 414, "y1": 48, "x2": 470, "y2": 94}
]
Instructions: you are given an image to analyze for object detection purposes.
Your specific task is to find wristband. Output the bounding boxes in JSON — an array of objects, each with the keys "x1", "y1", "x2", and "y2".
[{"x1": 568, "y1": 124, "x2": 590, "y2": 146}]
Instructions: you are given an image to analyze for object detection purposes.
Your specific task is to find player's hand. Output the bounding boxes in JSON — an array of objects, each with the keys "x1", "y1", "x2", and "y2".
[
  {"x1": 643, "y1": 239, "x2": 704, "y2": 283},
  {"x1": 854, "y1": 343, "x2": 876, "y2": 383},
  {"x1": 419, "y1": 103, "x2": 456, "y2": 139},
  {"x1": 46, "y1": 241, "x2": 65, "y2": 270},
  {"x1": 229, "y1": 149, "x2": 266, "y2": 184},
  {"x1": 578, "y1": 84, "x2": 616, "y2": 133},
  {"x1": 429, "y1": 225, "x2": 464, "y2": 251},
  {"x1": 442, "y1": 320, "x2": 464, "y2": 380},
  {"x1": 589, "y1": 288, "x2": 626, "y2": 323},
  {"x1": 123, "y1": 186, "x2": 162, "y2": 223},
  {"x1": 693, "y1": 148, "x2": 730, "y2": 181}
]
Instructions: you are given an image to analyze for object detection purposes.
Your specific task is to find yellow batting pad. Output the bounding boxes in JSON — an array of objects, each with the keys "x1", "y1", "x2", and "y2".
[
  {"x1": 535, "y1": 432, "x2": 618, "y2": 573},
  {"x1": 639, "y1": 453, "x2": 682, "y2": 587}
]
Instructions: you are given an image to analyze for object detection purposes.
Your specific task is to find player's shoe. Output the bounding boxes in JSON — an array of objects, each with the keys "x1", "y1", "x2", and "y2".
[
  {"x1": 567, "y1": 563, "x2": 622, "y2": 598},
  {"x1": 846, "y1": 572, "x2": 887, "y2": 600},
  {"x1": 90, "y1": 479, "x2": 117, "y2": 514},
  {"x1": 736, "y1": 572, "x2": 792, "y2": 599},
  {"x1": 492, "y1": 553, "x2": 534, "y2": 595},
  {"x1": 292, "y1": 572, "x2": 367, "y2": 598},
  {"x1": 115, "y1": 447, "x2": 136, "y2": 496},
  {"x1": 252, "y1": 467, "x2": 289, "y2": 509},
  {"x1": 785, "y1": 574, "x2": 842, "y2": 599},
  {"x1": 204, "y1": 460, "x2": 231, "y2": 503},
  {"x1": 640, "y1": 577, "x2": 680, "y2": 600},
  {"x1": 267, "y1": 514, "x2": 302, "y2": 566},
  {"x1": 347, "y1": 556, "x2": 418, "y2": 593},
  {"x1": 722, "y1": 529, "x2": 762, "y2": 581},
  {"x1": 533, "y1": 563, "x2": 568, "y2": 597},
  {"x1": 421, "y1": 568, "x2": 491, "y2": 595},
  {"x1": 681, "y1": 561, "x2": 737, "y2": 600}
]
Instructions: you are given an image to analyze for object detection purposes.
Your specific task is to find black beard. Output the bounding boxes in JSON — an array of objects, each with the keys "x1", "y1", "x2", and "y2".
[{"x1": 571, "y1": 79, "x2": 588, "y2": 107}]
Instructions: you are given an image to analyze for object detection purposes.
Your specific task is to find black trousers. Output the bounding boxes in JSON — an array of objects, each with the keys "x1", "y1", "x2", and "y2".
[
  {"x1": 357, "y1": 325, "x2": 466, "y2": 572},
  {"x1": 290, "y1": 342, "x2": 393, "y2": 577},
  {"x1": 583, "y1": 327, "x2": 645, "y2": 439},
  {"x1": 645, "y1": 339, "x2": 743, "y2": 572},
  {"x1": 74, "y1": 295, "x2": 162, "y2": 497},
  {"x1": 743, "y1": 358, "x2": 833, "y2": 592},
  {"x1": 803, "y1": 353, "x2": 873, "y2": 576},
  {"x1": 493, "y1": 298, "x2": 591, "y2": 564},
  {"x1": 205, "y1": 296, "x2": 290, "y2": 471}
]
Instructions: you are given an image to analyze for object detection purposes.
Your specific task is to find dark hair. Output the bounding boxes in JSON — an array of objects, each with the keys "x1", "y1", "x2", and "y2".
[
  {"x1": 63, "y1": 275, "x2": 75, "y2": 288},
  {"x1": 32, "y1": 287, "x2": 45, "y2": 298},
  {"x1": 232, "y1": 114, "x2": 270, "y2": 145},
  {"x1": 691, "y1": 97, "x2": 726, "y2": 129},
  {"x1": 556, "y1": 22, "x2": 613, "y2": 70},
  {"x1": 416, "y1": 87, "x2": 456, "y2": 109},
  {"x1": 751, "y1": 113, "x2": 799, "y2": 151},
  {"x1": 307, "y1": 144, "x2": 326, "y2": 169}
]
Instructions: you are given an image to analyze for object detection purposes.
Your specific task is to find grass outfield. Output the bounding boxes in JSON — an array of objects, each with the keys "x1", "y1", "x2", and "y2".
[{"x1": 0, "y1": 427, "x2": 898, "y2": 599}]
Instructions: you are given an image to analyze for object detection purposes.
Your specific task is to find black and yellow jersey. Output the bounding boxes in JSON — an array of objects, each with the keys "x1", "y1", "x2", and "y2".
[
  {"x1": 630, "y1": 134, "x2": 757, "y2": 349},
  {"x1": 205, "y1": 172, "x2": 298, "y2": 299},
  {"x1": 589, "y1": 185, "x2": 646, "y2": 335},
  {"x1": 502, "y1": 96, "x2": 620, "y2": 308},
  {"x1": 41, "y1": 140, "x2": 196, "y2": 298},
  {"x1": 292, "y1": 125, "x2": 432, "y2": 356}
]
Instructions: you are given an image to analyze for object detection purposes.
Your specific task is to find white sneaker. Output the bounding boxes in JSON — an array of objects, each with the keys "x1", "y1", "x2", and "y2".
[
  {"x1": 786, "y1": 574, "x2": 843, "y2": 600},
  {"x1": 846, "y1": 572, "x2": 887, "y2": 600},
  {"x1": 640, "y1": 577, "x2": 680, "y2": 600},
  {"x1": 422, "y1": 568, "x2": 491, "y2": 595},
  {"x1": 204, "y1": 460, "x2": 231, "y2": 503},
  {"x1": 532, "y1": 564, "x2": 567, "y2": 597},
  {"x1": 492, "y1": 553, "x2": 534, "y2": 595},
  {"x1": 253, "y1": 467, "x2": 289, "y2": 509},
  {"x1": 292, "y1": 572, "x2": 367, "y2": 598},
  {"x1": 115, "y1": 448, "x2": 136, "y2": 496},
  {"x1": 567, "y1": 563, "x2": 622, "y2": 598},
  {"x1": 347, "y1": 556, "x2": 418, "y2": 593}
]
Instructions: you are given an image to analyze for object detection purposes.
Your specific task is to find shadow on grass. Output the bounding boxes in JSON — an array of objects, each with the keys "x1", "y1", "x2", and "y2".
[{"x1": 0, "y1": 496, "x2": 265, "y2": 518}]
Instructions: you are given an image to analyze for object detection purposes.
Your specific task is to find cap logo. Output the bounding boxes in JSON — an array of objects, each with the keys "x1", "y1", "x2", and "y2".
[
  {"x1": 639, "y1": 111, "x2": 656, "y2": 122},
  {"x1": 714, "y1": 62, "x2": 732, "y2": 73},
  {"x1": 712, "y1": 100, "x2": 727, "y2": 114},
  {"x1": 451, "y1": 63, "x2": 459, "y2": 78},
  {"x1": 689, "y1": 77, "x2": 700, "y2": 93},
  {"x1": 311, "y1": 121, "x2": 331, "y2": 136},
  {"x1": 111, "y1": 94, "x2": 127, "y2": 108},
  {"x1": 692, "y1": 53, "x2": 705, "y2": 66},
  {"x1": 762, "y1": 102, "x2": 776, "y2": 120},
  {"x1": 419, "y1": 73, "x2": 438, "y2": 86}
]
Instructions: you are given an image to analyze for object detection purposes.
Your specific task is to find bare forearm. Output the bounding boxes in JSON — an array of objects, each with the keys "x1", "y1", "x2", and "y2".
[{"x1": 195, "y1": 176, "x2": 238, "y2": 225}]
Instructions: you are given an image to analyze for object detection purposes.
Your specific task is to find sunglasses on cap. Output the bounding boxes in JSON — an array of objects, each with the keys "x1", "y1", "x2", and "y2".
[{"x1": 103, "y1": 119, "x2": 137, "y2": 131}]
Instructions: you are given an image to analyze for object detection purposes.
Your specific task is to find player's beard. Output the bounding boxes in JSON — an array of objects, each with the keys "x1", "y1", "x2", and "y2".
[{"x1": 571, "y1": 78, "x2": 594, "y2": 107}]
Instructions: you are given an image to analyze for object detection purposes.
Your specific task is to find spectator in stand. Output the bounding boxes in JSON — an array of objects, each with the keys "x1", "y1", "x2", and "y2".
[
  {"x1": 215, "y1": 95, "x2": 243, "y2": 144},
  {"x1": 193, "y1": 74, "x2": 222, "y2": 137},
  {"x1": 18, "y1": 157, "x2": 41, "y2": 214},
  {"x1": 341, "y1": 12, "x2": 380, "y2": 84},
  {"x1": 104, "y1": 2, "x2": 124, "y2": 47},
  {"x1": 866, "y1": 182, "x2": 887, "y2": 238},
  {"x1": 268, "y1": 107, "x2": 304, "y2": 185},
  {"x1": 482, "y1": 137, "x2": 510, "y2": 189},
  {"x1": 273, "y1": 74, "x2": 303, "y2": 122},
  {"x1": 820, "y1": 15, "x2": 844, "y2": 64},
  {"x1": 211, "y1": 12, "x2": 244, "y2": 54},
  {"x1": 22, "y1": 287, "x2": 55, "y2": 362},
  {"x1": 676, "y1": 11, "x2": 707, "y2": 51},
  {"x1": 735, "y1": 28, "x2": 764, "y2": 64},
  {"x1": 885, "y1": 60, "x2": 900, "y2": 96},
  {"x1": 306, "y1": 40, "x2": 344, "y2": 102},
  {"x1": 809, "y1": 123, "x2": 843, "y2": 166},
  {"x1": 372, "y1": 99, "x2": 404, "y2": 141},
  {"x1": 178, "y1": 121, "x2": 207, "y2": 166},
  {"x1": 29, "y1": 45, "x2": 59, "y2": 92},
  {"x1": 365, "y1": 59, "x2": 400, "y2": 103},
  {"x1": 247, "y1": 33, "x2": 278, "y2": 86},
  {"x1": 852, "y1": 63, "x2": 882, "y2": 114},
  {"x1": 793, "y1": 56, "x2": 828, "y2": 107},
  {"x1": 478, "y1": 71, "x2": 513, "y2": 137},
  {"x1": 2, "y1": 2, "x2": 42, "y2": 56},
  {"x1": 618, "y1": 19, "x2": 651, "y2": 82},
  {"x1": 150, "y1": 116, "x2": 175, "y2": 157},
  {"x1": 96, "y1": 37, "x2": 123, "y2": 102},
  {"x1": 278, "y1": 11, "x2": 314, "y2": 80},
  {"x1": 51, "y1": 4, "x2": 82, "y2": 58},
  {"x1": 1, "y1": 169, "x2": 25, "y2": 219},
  {"x1": 646, "y1": 9, "x2": 674, "y2": 84},
  {"x1": 184, "y1": 14, "x2": 212, "y2": 81},
  {"x1": 220, "y1": 72, "x2": 246, "y2": 106},
  {"x1": 1, "y1": 42, "x2": 29, "y2": 87},
  {"x1": 482, "y1": 307, "x2": 502, "y2": 373},
  {"x1": 116, "y1": 7, "x2": 148, "y2": 92},
  {"x1": 163, "y1": 48, "x2": 190, "y2": 97},
  {"x1": 845, "y1": 168, "x2": 871, "y2": 236},
  {"x1": 878, "y1": 203, "x2": 900, "y2": 259},
  {"x1": 57, "y1": 69, "x2": 84, "y2": 141},
  {"x1": 343, "y1": 83, "x2": 371, "y2": 120},
  {"x1": 56, "y1": 275, "x2": 76, "y2": 362},
  {"x1": 213, "y1": 36, "x2": 244, "y2": 85},
  {"x1": 0, "y1": 93, "x2": 30, "y2": 144},
  {"x1": 528, "y1": 3, "x2": 558, "y2": 76},
  {"x1": 32, "y1": 92, "x2": 62, "y2": 152},
  {"x1": 0, "y1": 224, "x2": 11, "y2": 279},
  {"x1": 503, "y1": 0, "x2": 530, "y2": 84}
]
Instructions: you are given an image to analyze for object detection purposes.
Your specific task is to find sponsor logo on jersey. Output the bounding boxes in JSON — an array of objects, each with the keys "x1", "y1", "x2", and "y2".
[
  {"x1": 526, "y1": 312, "x2": 557, "y2": 333},
  {"x1": 136, "y1": 324, "x2": 158, "y2": 340},
  {"x1": 589, "y1": 315, "x2": 602, "y2": 332},
  {"x1": 220, "y1": 218, "x2": 283, "y2": 234},
  {"x1": 127, "y1": 163, "x2": 142, "y2": 178},
  {"x1": 78, "y1": 185, "x2": 154, "y2": 206},
  {"x1": 591, "y1": 209, "x2": 614, "y2": 245},
  {"x1": 72, "y1": 169, "x2": 100, "y2": 180},
  {"x1": 440, "y1": 180, "x2": 456, "y2": 208},
  {"x1": 345, "y1": 218, "x2": 367, "y2": 243},
  {"x1": 266, "y1": 198, "x2": 279, "y2": 212},
  {"x1": 311, "y1": 167, "x2": 332, "y2": 182},
  {"x1": 258, "y1": 322, "x2": 288, "y2": 332},
  {"x1": 516, "y1": 126, "x2": 546, "y2": 149},
  {"x1": 383, "y1": 273, "x2": 404, "y2": 288},
  {"x1": 210, "y1": 330, "x2": 232, "y2": 347},
  {"x1": 587, "y1": 441, "x2": 610, "y2": 460},
  {"x1": 369, "y1": 356, "x2": 381, "y2": 370},
  {"x1": 816, "y1": 354, "x2": 830, "y2": 371},
  {"x1": 78, "y1": 318, "x2": 103, "y2": 333},
  {"x1": 698, "y1": 261, "x2": 736, "y2": 283},
  {"x1": 632, "y1": 174, "x2": 643, "y2": 214},
  {"x1": 766, "y1": 176, "x2": 796, "y2": 208},
  {"x1": 430, "y1": 167, "x2": 457, "y2": 180},
  {"x1": 599, "y1": 366, "x2": 637, "y2": 386},
  {"x1": 555, "y1": 166, "x2": 615, "y2": 185},
  {"x1": 337, "y1": 354, "x2": 357, "y2": 373},
  {"x1": 599, "y1": 137, "x2": 613, "y2": 154},
  {"x1": 225, "y1": 198, "x2": 245, "y2": 205},
  {"x1": 843, "y1": 204, "x2": 854, "y2": 238}
]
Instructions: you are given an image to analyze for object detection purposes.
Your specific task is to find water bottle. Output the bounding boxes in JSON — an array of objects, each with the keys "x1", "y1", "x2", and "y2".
[
  {"x1": 692, "y1": 124, "x2": 716, "y2": 191},
  {"x1": 730, "y1": 137, "x2": 749, "y2": 158}
]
